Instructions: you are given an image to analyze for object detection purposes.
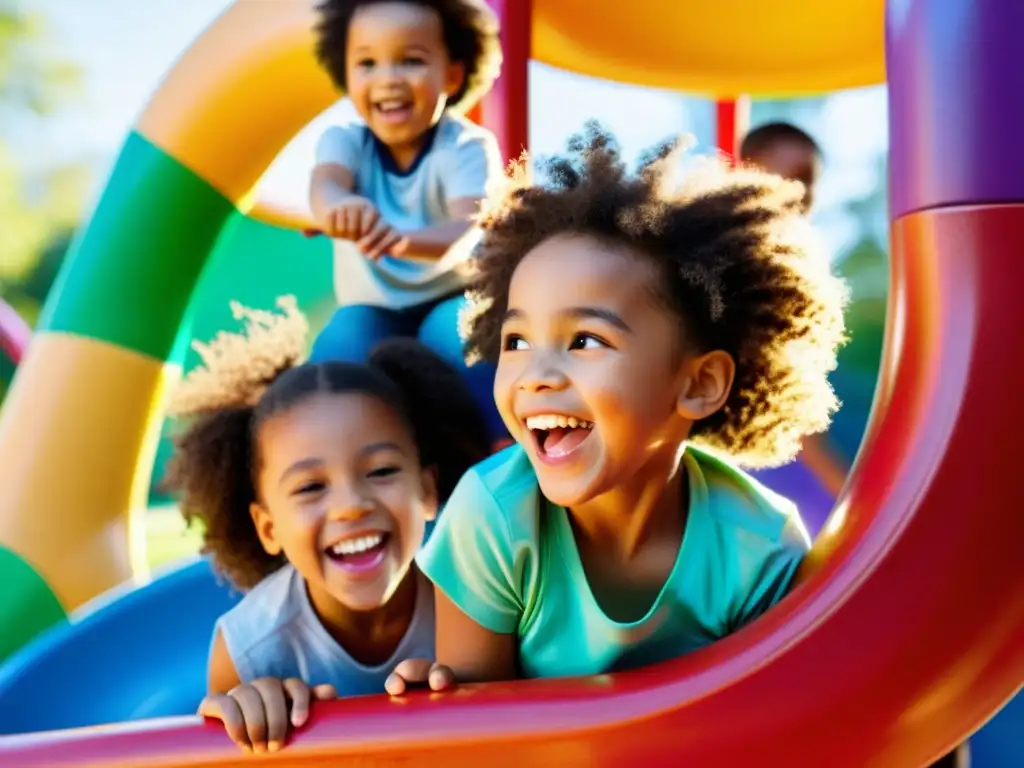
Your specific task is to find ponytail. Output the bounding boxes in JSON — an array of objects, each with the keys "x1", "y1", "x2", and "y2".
[
  {"x1": 164, "y1": 406, "x2": 283, "y2": 589},
  {"x1": 162, "y1": 296, "x2": 307, "y2": 590},
  {"x1": 369, "y1": 339, "x2": 490, "y2": 501}
]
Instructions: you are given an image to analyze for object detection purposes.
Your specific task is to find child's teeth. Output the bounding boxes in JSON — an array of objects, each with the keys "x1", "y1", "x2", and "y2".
[
  {"x1": 331, "y1": 533, "x2": 384, "y2": 556},
  {"x1": 525, "y1": 414, "x2": 593, "y2": 430}
]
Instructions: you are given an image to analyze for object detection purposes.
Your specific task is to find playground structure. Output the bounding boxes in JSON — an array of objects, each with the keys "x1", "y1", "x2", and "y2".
[
  {"x1": 0, "y1": 299, "x2": 30, "y2": 367},
  {"x1": 0, "y1": 0, "x2": 1021, "y2": 765},
  {"x1": 0, "y1": 298, "x2": 30, "y2": 406}
]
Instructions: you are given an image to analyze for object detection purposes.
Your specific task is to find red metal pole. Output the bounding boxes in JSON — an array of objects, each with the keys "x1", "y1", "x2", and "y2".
[
  {"x1": 479, "y1": 0, "x2": 531, "y2": 163},
  {"x1": 716, "y1": 96, "x2": 750, "y2": 162}
]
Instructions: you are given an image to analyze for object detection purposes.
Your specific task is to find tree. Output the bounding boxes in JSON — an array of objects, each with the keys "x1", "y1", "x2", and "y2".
[
  {"x1": 0, "y1": 1, "x2": 85, "y2": 299},
  {"x1": 0, "y1": 1, "x2": 86, "y2": 397},
  {"x1": 1, "y1": 2, "x2": 80, "y2": 113}
]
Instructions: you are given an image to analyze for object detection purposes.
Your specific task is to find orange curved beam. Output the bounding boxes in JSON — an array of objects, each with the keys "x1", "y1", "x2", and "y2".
[
  {"x1": 136, "y1": 0, "x2": 336, "y2": 206},
  {"x1": 534, "y1": 0, "x2": 884, "y2": 96}
]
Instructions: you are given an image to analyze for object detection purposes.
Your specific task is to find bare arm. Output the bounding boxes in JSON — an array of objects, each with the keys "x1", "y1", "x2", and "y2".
[
  {"x1": 434, "y1": 588, "x2": 518, "y2": 683},
  {"x1": 310, "y1": 163, "x2": 385, "y2": 243},
  {"x1": 309, "y1": 164, "x2": 358, "y2": 224},
  {"x1": 207, "y1": 627, "x2": 243, "y2": 695},
  {"x1": 396, "y1": 197, "x2": 482, "y2": 261},
  {"x1": 386, "y1": 466, "x2": 521, "y2": 694}
]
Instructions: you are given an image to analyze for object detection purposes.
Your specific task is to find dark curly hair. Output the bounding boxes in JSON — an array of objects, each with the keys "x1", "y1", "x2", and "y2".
[
  {"x1": 313, "y1": 0, "x2": 502, "y2": 112},
  {"x1": 740, "y1": 121, "x2": 822, "y2": 162},
  {"x1": 462, "y1": 123, "x2": 849, "y2": 468},
  {"x1": 162, "y1": 297, "x2": 490, "y2": 590}
]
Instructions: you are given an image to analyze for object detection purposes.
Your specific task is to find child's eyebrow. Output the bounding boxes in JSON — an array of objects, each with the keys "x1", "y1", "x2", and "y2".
[
  {"x1": 502, "y1": 308, "x2": 525, "y2": 324},
  {"x1": 501, "y1": 306, "x2": 633, "y2": 333},
  {"x1": 360, "y1": 441, "x2": 405, "y2": 456},
  {"x1": 279, "y1": 458, "x2": 324, "y2": 485},
  {"x1": 564, "y1": 306, "x2": 633, "y2": 333}
]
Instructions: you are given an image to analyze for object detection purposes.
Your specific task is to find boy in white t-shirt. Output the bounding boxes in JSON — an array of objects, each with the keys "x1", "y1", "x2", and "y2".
[{"x1": 308, "y1": 0, "x2": 506, "y2": 442}]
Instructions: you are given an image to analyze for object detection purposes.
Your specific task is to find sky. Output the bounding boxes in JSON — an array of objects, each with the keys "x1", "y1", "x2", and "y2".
[{"x1": 20, "y1": 0, "x2": 889, "y2": 255}]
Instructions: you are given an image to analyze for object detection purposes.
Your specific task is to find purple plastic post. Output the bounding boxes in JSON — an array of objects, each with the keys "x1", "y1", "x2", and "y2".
[{"x1": 887, "y1": 0, "x2": 1024, "y2": 218}]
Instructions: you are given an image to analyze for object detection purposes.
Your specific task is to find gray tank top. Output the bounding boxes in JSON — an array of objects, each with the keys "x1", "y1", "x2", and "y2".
[{"x1": 216, "y1": 565, "x2": 434, "y2": 695}]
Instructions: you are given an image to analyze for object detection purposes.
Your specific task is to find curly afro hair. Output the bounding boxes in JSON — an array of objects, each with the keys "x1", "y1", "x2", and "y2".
[
  {"x1": 163, "y1": 297, "x2": 490, "y2": 590},
  {"x1": 461, "y1": 123, "x2": 849, "y2": 468},
  {"x1": 313, "y1": 0, "x2": 502, "y2": 113}
]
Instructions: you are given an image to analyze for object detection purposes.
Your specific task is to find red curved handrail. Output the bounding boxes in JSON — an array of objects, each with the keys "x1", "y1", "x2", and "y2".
[
  {"x1": 0, "y1": 298, "x2": 30, "y2": 366},
  {"x1": 2, "y1": 203, "x2": 1021, "y2": 768}
]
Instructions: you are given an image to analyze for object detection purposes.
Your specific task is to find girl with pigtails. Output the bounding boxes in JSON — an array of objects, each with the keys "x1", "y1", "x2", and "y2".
[{"x1": 162, "y1": 295, "x2": 490, "y2": 754}]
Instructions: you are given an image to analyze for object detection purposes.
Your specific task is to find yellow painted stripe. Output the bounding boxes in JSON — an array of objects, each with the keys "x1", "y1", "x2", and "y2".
[
  {"x1": 248, "y1": 199, "x2": 319, "y2": 233},
  {"x1": 0, "y1": 333, "x2": 180, "y2": 610},
  {"x1": 134, "y1": 0, "x2": 337, "y2": 206}
]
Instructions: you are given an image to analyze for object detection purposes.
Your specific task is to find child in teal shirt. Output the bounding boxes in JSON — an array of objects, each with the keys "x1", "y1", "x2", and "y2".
[{"x1": 386, "y1": 123, "x2": 849, "y2": 689}]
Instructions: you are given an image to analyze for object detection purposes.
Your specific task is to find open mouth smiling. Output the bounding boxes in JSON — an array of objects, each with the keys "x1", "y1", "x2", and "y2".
[
  {"x1": 373, "y1": 98, "x2": 413, "y2": 124},
  {"x1": 324, "y1": 531, "x2": 391, "y2": 574},
  {"x1": 524, "y1": 413, "x2": 595, "y2": 463}
]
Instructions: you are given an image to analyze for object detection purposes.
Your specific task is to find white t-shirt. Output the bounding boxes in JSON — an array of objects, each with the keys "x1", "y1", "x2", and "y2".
[{"x1": 315, "y1": 112, "x2": 503, "y2": 309}]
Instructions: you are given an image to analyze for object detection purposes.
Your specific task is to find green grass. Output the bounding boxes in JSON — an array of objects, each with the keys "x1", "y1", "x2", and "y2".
[{"x1": 144, "y1": 504, "x2": 204, "y2": 569}]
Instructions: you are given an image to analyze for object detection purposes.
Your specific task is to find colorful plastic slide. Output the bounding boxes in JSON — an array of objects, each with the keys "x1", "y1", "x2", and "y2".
[
  {"x1": 0, "y1": 560, "x2": 239, "y2": 734},
  {"x1": 0, "y1": 0, "x2": 1021, "y2": 765}
]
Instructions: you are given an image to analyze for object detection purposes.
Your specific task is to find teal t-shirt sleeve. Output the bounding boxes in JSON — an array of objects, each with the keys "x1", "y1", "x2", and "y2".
[
  {"x1": 731, "y1": 512, "x2": 810, "y2": 630},
  {"x1": 438, "y1": 130, "x2": 503, "y2": 202},
  {"x1": 416, "y1": 469, "x2": 522, "y2": 634}
]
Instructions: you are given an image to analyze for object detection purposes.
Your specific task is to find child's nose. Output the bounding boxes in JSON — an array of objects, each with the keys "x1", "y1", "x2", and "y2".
[
  {"x1": 516, "y1": 352, "x2": 570, "y2": 392},
  {"x1": 326, "y1": 489, "x2": 375, "y2": 520},
  {"x1": 376, "y1": 64, "x2": 403, "y2": 85}
]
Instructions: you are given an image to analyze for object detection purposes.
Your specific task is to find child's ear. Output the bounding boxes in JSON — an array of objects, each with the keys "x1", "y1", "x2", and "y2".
[
  {"x1": 444, "y1": 61, "x2": 466, "y2": 99},
  {"x1": 250, "y1": 502, "x2": 282, "y2": 556},
  {"x1": 420, "y1": 465, "x2": 439, "y2": 522},
  {"x1": 675, "y1": 349, "x2": 736, "y2": 422}
]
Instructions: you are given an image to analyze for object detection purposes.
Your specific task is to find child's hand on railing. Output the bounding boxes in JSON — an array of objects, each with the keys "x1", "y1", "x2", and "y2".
[
  {"x1": 198, "y1": 677, "x2": 337, "y2": 754},
  {"x1": 384, "y1": 659, "x2": 456, "y2": 695}
]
